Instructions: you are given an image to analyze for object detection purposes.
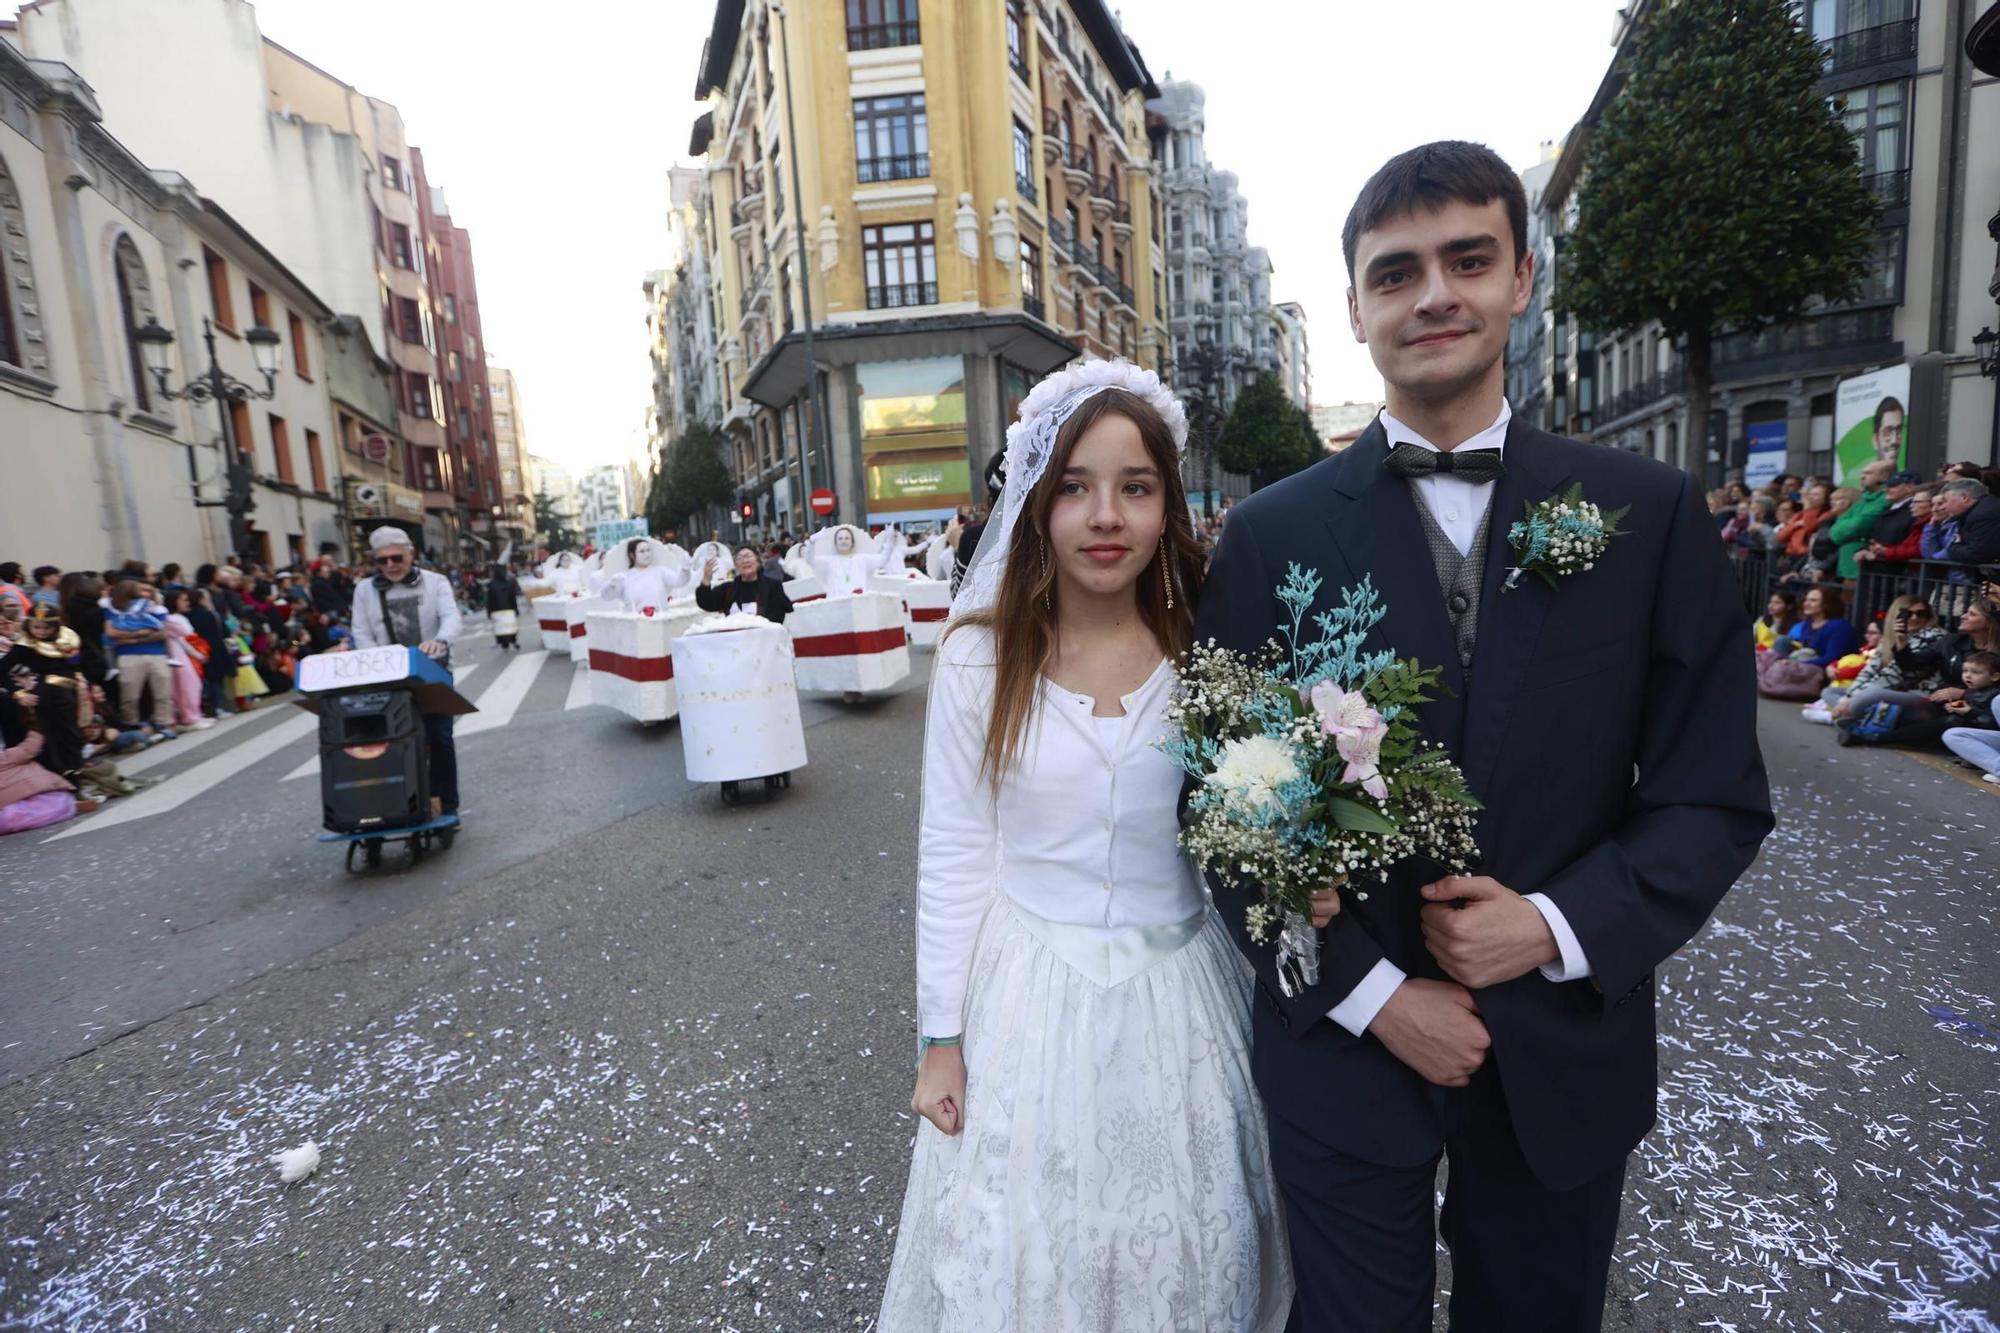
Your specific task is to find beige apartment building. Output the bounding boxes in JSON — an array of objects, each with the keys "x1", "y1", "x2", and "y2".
[{"x1": 681, "y1": 0, "x2": 1170, "y2": 530}]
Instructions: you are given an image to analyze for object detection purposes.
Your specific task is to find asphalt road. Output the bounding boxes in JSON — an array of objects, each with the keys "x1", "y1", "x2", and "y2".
[{"x1": 1, "y1": 639, "x2": 1996, "y2": 1330}]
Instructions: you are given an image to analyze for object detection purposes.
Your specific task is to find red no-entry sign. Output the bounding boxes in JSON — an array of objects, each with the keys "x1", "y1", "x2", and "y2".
[{"x1": 809, "y1": 488, "x2": 836, "y2": 516}]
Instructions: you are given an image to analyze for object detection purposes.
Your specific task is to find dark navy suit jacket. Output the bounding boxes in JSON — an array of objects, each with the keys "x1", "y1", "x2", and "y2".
[{"x1": 1192, "y1": 416, "x2": 1774, "y2": 1191}]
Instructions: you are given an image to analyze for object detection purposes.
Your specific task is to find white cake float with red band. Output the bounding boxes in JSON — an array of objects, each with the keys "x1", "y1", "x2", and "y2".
[
  {"x1": 868, "y1": 570, "x2": 950, "y2": 648},
  {"x1": 786, "y1": 590, "x2": 911, "y2": 695},
  {"x1": 673, "y1": 615, "x2": 808, "y2": 789},
  {"x1": 560, "y1": 591, "x2": 612, "y2": 664},
  {"x1": 587, "y1": 605, "x2": 704, "y2": 723}
]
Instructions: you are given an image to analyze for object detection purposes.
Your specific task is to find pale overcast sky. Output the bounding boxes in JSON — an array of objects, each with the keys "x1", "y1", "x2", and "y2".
[{"x1": 247, "y1": 0, "x2": 1624, "y2": 475}]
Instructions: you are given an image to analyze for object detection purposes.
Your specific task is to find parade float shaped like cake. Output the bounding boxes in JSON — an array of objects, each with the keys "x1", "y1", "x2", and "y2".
[
  {"x1": 671, "y1": 615, "x2": 808, "y2": 784},
  {"x1": 786, "y1": 590, "x2": 912, "y2": 695},
  {"x1": 586, "y1": 606, "x2": 705, "y2": 723},
  {"x1": 867, "y1": 570, "x2": 950, "y2": 649}
]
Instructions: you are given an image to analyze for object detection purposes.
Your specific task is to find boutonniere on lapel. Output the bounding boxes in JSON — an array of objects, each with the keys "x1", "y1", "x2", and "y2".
[{"x1": 1504, "y1": 484, "x2": 1629, "y2": 592}]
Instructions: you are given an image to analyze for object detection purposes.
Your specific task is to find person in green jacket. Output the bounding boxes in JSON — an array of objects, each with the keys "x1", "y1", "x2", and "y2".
[{"x1": 1828, "y1": 459, "x2": 1893, "y2": 579}]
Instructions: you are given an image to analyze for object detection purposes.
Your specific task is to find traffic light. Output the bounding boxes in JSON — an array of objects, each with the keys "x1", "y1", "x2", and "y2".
[{"x1": 740, "y1": 502, "x2": 753, "y2": 521}]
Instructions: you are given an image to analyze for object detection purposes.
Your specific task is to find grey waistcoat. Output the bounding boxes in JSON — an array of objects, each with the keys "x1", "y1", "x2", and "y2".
[{"x1": 1406, "y1": 488, "x2": 1491, "y2": 669}]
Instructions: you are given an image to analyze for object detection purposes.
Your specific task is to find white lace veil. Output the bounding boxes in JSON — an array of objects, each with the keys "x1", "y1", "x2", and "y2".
[{"x1": 952, "y1": 359, "x2": 1189, "y2": 622}]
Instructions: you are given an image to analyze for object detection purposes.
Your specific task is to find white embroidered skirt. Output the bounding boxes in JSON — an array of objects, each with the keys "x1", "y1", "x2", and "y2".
[{"x1": 878, "y1": 895, "x2": 1294, "y2": 1332}]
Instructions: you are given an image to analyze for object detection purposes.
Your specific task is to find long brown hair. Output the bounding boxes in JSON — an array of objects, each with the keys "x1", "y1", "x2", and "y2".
[{"x1": 950, "y1": 387, "x2": 1206, "y2": 790}]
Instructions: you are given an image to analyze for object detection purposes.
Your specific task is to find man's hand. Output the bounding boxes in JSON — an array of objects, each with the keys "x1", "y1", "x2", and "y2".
[
  {"x1": 1307, "y1": 885, "x2": 1343, "y2": 929},
  {"x1": 1368, "y1": 978, "x2": 1490, "y2": 1087},
  {"x1": 1932, "y1": 687, "x2": 1967, "y2": 704},
  {"x1": 1419, "y1": 875, "x2": 1559, "y2": 990},
  {"x1": 418, "y1": 640, "x2": 447, "y2": 659}
]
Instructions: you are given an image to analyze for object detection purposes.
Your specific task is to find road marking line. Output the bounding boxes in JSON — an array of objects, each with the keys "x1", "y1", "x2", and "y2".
[
  {"x1": 455, "y1": 650, "x2": 549, "y2": 737},
  {"x1": 564, "y1": 662, "x2": 594, "y2": 711},
  {"x1": 265, "y1": 662, "x2": 483, "y2": 782},
  {"x1": 48, "y1": 710, "x2": 320, "y2": 840},
  {"x1": 113, "y1": 704, "x2": 286, "y2": 777}
]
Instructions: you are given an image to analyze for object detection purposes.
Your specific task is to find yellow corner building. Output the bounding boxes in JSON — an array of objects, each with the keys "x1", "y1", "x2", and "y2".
[{"x1": 685, "y1": 0, "x2": 1170, "y2": 531}]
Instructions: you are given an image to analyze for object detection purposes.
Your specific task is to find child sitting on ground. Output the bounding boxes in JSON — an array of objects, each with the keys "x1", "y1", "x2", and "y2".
[{"x1": 1940, "y1": 652, "x2": 2000, "y2": 783}]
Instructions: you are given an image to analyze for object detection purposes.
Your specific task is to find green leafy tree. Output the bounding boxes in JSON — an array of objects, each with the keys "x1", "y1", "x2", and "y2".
[
  {"x1": 1217, "y1": 372, "x2": 1320, "y2": 490},
  {"x1": 533, "y1": 486, "x2": 577, "y2": 552},
  {"x1": 1559, "y1": 0, "x2": 1878, "y2": 462},
  {"x1": 645, "y1": 424, "x2": 736, "y2": 538}
]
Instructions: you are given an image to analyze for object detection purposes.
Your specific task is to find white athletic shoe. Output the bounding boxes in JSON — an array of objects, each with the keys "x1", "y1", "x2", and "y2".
[
  {"x1": 1983, "y1": 773, "x2": 2000, "y2": 785},
  {"x1": 1801, "y1": 705, "x2": 1834, "y2": 724}
]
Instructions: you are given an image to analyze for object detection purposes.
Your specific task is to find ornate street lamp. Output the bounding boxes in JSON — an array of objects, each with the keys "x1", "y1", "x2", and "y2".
[
  {"x1": 1975, "y1": 326, "x2": 1998, "y2": 379},
  {"x1": 134, "y1": 316, "x2": 281, "y2": 559}
]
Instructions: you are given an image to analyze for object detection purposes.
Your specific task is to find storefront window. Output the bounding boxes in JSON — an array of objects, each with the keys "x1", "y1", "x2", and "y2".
[{"x1": 858, "y1": 357, "x2": 971, "y2": 521}]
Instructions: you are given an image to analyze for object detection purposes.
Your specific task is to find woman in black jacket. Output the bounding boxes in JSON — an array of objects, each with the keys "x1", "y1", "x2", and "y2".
[
  {"x1": 694, "y1": 546, "x2": 793, "y2": 624},
  {"x1": 1882, "y1": 597, "x2": 2000, "y2": 747}
]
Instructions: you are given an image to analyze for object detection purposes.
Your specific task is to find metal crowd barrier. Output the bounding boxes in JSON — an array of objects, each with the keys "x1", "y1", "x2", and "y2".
[{"x1": 1726, "y1": 547, "x2": 1981, "y2": 633}]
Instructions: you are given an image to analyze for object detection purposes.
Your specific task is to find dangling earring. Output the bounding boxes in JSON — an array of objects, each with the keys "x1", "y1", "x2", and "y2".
[
  {"x1": 1161, "y1": 535, "x2": 1174, "y2": 610},
  {"x1": 1039, "y1": 536, "x2": 1051, "y2": 612}
]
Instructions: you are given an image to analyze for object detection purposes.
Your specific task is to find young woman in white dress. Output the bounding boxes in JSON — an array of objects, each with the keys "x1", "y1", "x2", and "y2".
[{"x1": 878, "y1": 361, "x2": 1294, "y2": 1331}]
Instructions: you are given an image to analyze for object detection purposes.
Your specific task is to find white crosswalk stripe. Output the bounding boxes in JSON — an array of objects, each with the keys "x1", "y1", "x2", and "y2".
[
  {"x1": 564, "y1": 661, "x2": 594, "y2": 711},
  {"x1": 46, "y1": 708, "x2": 324, "y2": 842},
  {"x1": 455, "y1": 650, "x2": 549, "y2": 737}
]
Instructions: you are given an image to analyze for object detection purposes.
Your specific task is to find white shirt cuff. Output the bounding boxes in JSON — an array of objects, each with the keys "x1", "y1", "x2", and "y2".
[
  {"x1": 1525, "y1": 892, "x2": 1593, "y2": 982},
  {"x1": 1328, "y1": 958, "x2": 1407, "y2": 1036}
]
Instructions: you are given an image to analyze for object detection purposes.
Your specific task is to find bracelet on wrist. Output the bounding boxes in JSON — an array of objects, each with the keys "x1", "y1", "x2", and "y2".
[{"x1": 914, "y1": 1033, "x2": 962, "y2": 1069}]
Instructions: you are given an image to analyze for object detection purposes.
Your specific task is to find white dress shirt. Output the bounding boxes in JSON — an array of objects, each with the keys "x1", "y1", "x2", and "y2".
[
  {"x1": 1330, "y1": 402, "x2": 1592, "y2": 1038},
  {"x1": 916, "y1": 628, "x2": 1206, "y2": 1037}
]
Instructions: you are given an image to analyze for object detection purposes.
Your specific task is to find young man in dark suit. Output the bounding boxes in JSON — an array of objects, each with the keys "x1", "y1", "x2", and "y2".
[{"x1": 1193, "y1": 141, "x2": 1773, "y2": 1330}]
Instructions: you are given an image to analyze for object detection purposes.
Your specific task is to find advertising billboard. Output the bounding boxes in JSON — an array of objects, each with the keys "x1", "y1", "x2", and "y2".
[{"x1": 1832, "y1": 364, "x2": 1909, "y2": 485}]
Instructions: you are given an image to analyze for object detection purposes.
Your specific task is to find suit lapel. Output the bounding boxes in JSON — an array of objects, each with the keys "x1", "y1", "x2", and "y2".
[
  {"x1": 1323, "y1": 421, "x2": 1466, "y2": 748},
  {"x1": 1461, "y1": 420, "x2": 1573, "y2": 801}
]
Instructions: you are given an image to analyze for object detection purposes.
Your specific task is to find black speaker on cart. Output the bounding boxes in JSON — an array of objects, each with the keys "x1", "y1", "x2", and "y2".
[{"x1": 318, "y1": 688, "x2": 428, "y2": 833}]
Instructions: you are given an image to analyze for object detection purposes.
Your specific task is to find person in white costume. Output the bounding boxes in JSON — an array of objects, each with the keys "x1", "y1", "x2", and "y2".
[
  {"x1": 541, "y1": 551, "x2": 584, "y2": 596},
  {"x1": 687, "y1": 540, "x2": 733, "y2": 588},
  {"x1": 582, "y1": 550, "x2": 617, "y2": 598},
  {"x1": 604, "y1": 538, "x2": 693, "y2": 613},
  {"x1": 878, "y1": 360, "x2": 1294, "y2": 1330},
  {"x1": 875, "y1": 523, "x2": 958, "y2": 576},
  {"x1": 806, "y1": 525, "x2": 896, "y2": 595}
]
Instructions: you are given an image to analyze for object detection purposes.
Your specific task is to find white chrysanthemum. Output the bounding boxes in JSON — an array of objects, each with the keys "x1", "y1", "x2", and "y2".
[{"x1": 1209, "y1": 733, "x2": 1301, "y2": 817}]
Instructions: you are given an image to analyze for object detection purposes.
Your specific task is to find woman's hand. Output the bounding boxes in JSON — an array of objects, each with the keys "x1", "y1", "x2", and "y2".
[
  {"x1": 912, "y1": 1044, "x2": 966, "y2": 1137},
  {"x1": 1932, "y1": 687, "x2": 1966, "y2": 704},
  {"x1": 1309, "y1": 885, "x2": 1344, "y2": 929}
]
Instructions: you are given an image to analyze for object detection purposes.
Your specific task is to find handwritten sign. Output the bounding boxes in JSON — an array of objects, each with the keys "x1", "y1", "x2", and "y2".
[{"x1": 297, "y1": 645, "x2": 418, "y2": 693}]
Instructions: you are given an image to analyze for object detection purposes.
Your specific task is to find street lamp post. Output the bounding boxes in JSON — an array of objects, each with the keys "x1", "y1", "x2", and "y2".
[
  {"x1": 772, "y1": 1, "x2": 826, "y2": 531},
  {"x1": 1975, "y1": 325, "x2": 1998, "y2": 469},
  {"x1": 135, "y1": 316, "x2": 281, "y2": 561}
]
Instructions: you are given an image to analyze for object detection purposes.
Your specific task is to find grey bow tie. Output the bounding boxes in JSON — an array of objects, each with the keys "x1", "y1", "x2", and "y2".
[{"x1": 1385, "y1": 442, "x2": 1506, "y2": 485}]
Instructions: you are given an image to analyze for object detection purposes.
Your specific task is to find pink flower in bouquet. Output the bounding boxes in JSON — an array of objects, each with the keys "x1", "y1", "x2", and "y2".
[{"x1": 1309, "y1": 681, "x2": 1390, "y2": 800}]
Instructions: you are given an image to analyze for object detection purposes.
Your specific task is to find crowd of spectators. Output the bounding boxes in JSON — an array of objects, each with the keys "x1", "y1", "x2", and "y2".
[
  {"x1": 0, "y1": 544, "x2": 511, "y2": 836},
  {"x1": 1739, "y1": 463, "x2": 2000, "y2": 781}
]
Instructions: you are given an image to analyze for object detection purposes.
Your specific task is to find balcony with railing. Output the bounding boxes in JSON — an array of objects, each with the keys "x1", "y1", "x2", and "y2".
[
  {"x1": 1016, "y1": 170, "x2": 1039, "y2": 205},
  {"x1": 847, "y1": 18, "x2": 920, "y2": 50},
  {"x1": 1597, "y1": 366, "x2": 1684, "y2": 425},
  {"x1": 1712, "y1": 305, "x2": 1899, "y2": 381},
  {"x1": 1010, "y1": 45, "x2": 1031, "y2": 85},
  {"x1": 1863, "y1": 167, "x2": 1911, "y2": 210},
  {"x1": 1048, "y1": 219, "x2": 1077, "y2": 256},
  {"x1": 1055, "y1": 140, "x2": 1091, "y2": 189},
  {"x1": 1820, "y1": 18, "x2": 1917, "y2": 84},
  {"x1": 857, "y1": 152, "x2": 930, "y2": 184},
  {"x1": 1089, "y1": 171, "x2": 1118, "y2": 210},
  {"x1": 1024, "y1": 291, "x2": 1045, "y2": 321},
  {"x1": 866, "y1": 281, "x2": 939, "y2": 311}
]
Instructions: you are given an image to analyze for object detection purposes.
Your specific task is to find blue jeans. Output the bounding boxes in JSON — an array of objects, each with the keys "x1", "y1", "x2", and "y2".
[{"x1": 1943, "y1": 728, "x2": 2000, "y2": 774}]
